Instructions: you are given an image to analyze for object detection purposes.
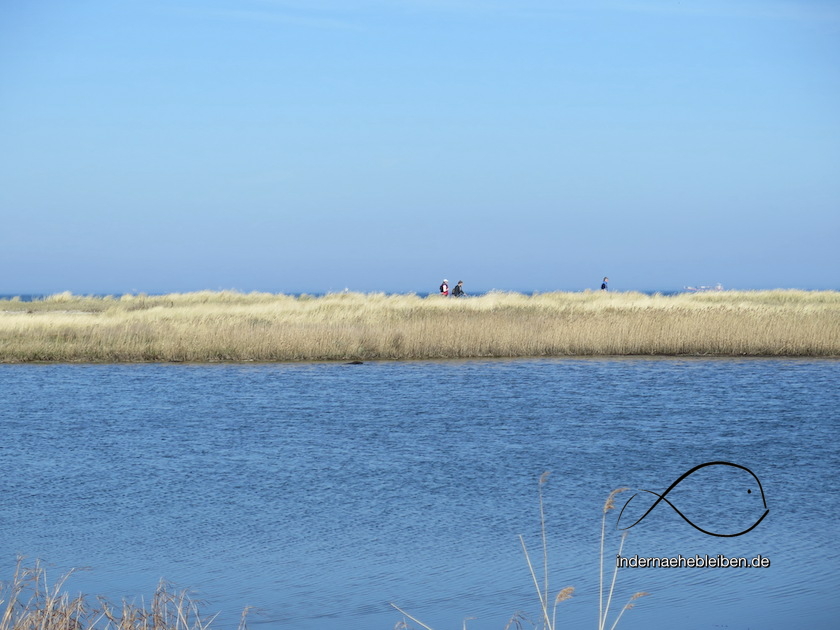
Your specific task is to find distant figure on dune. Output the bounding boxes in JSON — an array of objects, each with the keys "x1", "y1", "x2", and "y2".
[
  {"x1": 601, "y1": 277, "x2": 609, "y2": 291},
  {"x1": 440, "y1": 279, "x2": 449, "y2": 296},
  {"x1": 452, "y1": 280, "x2": 466, "y2": 297}
]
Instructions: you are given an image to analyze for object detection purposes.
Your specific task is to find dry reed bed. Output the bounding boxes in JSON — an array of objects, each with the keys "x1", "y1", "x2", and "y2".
[
  {"x1": 0, "y1": 559, "x2": 242, "y2": 630},
  {"x1": 1, "y1": 290, "x2": 838, "y2": 362}
]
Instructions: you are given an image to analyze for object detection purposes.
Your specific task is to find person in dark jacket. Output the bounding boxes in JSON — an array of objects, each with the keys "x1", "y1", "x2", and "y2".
[{"x1": 452, "y1": 281, "x2": 466, "y2": 297}]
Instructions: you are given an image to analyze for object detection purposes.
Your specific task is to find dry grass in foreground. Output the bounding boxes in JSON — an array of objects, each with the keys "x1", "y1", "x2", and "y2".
[
  {"x1": 1, "y1": 289, "x2": 838, "y2": 362},
  {"x1": 0, "y1": 559, "x2": 247, "y2": 630}
]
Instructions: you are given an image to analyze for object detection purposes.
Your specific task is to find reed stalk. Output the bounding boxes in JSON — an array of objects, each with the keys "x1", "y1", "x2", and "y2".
[
  {"x1": 600, "y1": 533, "x2": 628, "y2": 630},
  {"x1": 392, "y1": 479, "x2": 649, "y2": 630},
  {"x1": 597, "y1": 489, "x2": 647, "y2": 630},
  {"x1": 607, "y1": 592, "x2": 649, "y2": 630},
  {"x1": 517, "y1": 472, "x2": 576, "y2": 630}
]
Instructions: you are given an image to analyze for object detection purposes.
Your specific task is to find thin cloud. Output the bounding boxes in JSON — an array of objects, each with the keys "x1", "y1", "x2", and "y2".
[
  {"x1": 251, "y1": 0, "x2": 840, "y2": 25},
  {"x1": 603, "y1": 0, "x2": 840, "y2": 23},
  {"x1": 209, "y1": 8, "x2": 361, "y2": 30},
  {"x1": 163, "y1": 1, "x2": 363, "y2": 31},
  {"x1": 247, "y1": 0, "x2": 592, "y2": 19}
]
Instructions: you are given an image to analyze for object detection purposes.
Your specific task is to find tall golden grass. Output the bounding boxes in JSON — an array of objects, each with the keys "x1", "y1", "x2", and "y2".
[
  {"x1": 0, "y1": 558, "x2": 248, "y2": 630},
  {"x1": 1, "y1": 290, "x2": 838, "y2": 362}
]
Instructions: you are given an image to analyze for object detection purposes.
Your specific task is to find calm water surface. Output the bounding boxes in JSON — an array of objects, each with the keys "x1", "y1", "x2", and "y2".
[{"x1": 1, "y1": 359, "x2": 838, "y2": 629}]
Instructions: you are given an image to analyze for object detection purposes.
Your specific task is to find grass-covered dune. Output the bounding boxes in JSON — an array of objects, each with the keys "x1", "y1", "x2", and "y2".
[{"x1": 1, "y1": 289, "x2": 838, "y2": 362}]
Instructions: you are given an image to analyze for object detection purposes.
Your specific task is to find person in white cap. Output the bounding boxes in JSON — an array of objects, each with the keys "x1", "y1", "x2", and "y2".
[{"x1": 439, "y1": 279, "x2": 449, "y2": 296}]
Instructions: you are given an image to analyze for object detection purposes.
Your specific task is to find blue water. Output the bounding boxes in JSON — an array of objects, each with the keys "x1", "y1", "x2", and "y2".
[{"x1": 1, "y1": 358, "x2": 838, "y2": 630}]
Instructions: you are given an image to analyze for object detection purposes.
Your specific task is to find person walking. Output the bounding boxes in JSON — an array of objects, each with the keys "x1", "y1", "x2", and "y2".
[
  {"x1": 601, "y1": 277, "x2": 609, "y2": 291},
  {"x1": 452, "y1": 280, "x2": 466, "y2": 297},
  {"x1": 439, "y1": 279, "x2": 449, "y2": 296}
]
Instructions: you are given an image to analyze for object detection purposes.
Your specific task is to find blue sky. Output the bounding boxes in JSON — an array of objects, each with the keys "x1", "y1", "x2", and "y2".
[{"x1": 1, "y1": 0, "x2": 838, "y2": 294}]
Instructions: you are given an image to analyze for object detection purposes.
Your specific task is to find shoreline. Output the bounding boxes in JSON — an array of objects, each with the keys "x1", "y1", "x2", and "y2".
[
  {"x1": 4, "y1": 353, "x2": 840, "y2": 365},
  {"x1": 2, "y1": 289, "x2": 839, "y2": 362}
]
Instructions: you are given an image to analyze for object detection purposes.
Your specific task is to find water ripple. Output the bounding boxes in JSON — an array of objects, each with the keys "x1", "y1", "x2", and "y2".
[{"x1": 1, "y1": 358, "x2": 838, "y2": 630}]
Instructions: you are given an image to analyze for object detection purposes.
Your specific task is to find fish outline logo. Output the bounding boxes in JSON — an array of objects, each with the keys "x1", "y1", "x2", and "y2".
[{"x1": 616, "y1": 461, "x2": 769, "y2": 537}]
